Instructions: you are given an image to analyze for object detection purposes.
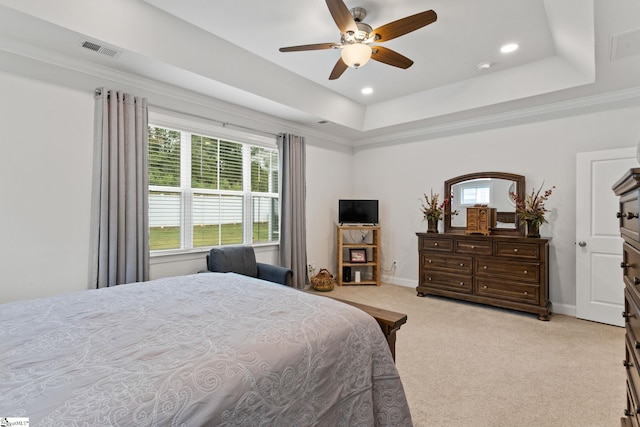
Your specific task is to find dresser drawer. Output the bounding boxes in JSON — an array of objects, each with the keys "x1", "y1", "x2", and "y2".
[
  {"x1": 421, "y1": 271, "x2": 472, "y2": 294},
  {"x1": 624, "y1": 242, "x2": 640, "y2": 294},
  {"x1": 475, "y1": 278, "x2": 539, "y2": 304},
  {"x1": 620, "y1": 191, "x2": 640, "y2": 242},
  {"x1": 627, "y1": 377, "x2": 640, "y2": 425},
  {"x1": 422, "y1": 253, "x2": 472, "y2": 274},
  {"x1": 420, "y1": 237, "x2": 454, "y2": 252},
  {"x1": 626, "y1": 334, "x2": 640, "y2": 417},
  {"x1": 495, "y1": 241, "x2": 540, "y2": 260},
  {"x1": 455, "y1": 239, "x2": 493, "y2": 256},
  {"x1": 475, "y1": 258, "x2": 540, "y2": 283},
  {"x1": 626, "y1": 289, "x2": 640, "y2": 360}
]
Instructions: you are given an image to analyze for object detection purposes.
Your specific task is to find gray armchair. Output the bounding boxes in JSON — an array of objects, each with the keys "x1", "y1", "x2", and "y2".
[{"x1": 202, "y1": 245, "x2": 293, "y2": 286}]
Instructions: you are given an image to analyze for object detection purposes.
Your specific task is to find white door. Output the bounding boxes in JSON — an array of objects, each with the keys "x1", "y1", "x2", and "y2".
[{"x1": 576, "y1": 147, "x2": 636, "y2": 326}]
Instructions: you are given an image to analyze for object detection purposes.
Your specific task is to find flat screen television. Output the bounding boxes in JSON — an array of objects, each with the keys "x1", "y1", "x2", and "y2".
[{"x1": 339, "y1": 199, "x2": 379, "y2": 224}]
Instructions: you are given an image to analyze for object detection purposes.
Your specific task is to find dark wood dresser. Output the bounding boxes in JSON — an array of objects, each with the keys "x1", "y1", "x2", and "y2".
[
  {"x1": 416, "y1": 232, "x2": 551, "y2": 320},
  {"x1": 613, "y1": 168, "x2": 640, "y2": 427}
]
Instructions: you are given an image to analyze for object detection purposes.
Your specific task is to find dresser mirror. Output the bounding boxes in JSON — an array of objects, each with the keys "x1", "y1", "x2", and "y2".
[{"x1": 444, "y1": 172, "x2": 526, "y2": 235}]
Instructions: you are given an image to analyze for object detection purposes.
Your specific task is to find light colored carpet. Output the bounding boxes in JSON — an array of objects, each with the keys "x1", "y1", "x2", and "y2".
[{"x1": 311, "y1": 283, "x2": 626, "y2": 427}]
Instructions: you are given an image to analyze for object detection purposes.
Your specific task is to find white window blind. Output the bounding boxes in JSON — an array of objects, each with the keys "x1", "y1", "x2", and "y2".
[{"x1": 147, "y1": 116, "x2": 279, "y2": 252}]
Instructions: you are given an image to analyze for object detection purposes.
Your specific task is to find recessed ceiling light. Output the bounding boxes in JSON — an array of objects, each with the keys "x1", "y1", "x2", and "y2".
[
  {"x1": 500, "y1": 43, "x2": 519, "y2": 54},
  {"x1": 477, "y1": 62, "x2": 492, "y2": 70},
  {"x1": 361, "y1": 87, "x2": 373, "y2": 95}
]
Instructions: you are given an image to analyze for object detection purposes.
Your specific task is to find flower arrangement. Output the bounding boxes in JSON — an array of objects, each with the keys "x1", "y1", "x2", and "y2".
[
  {"x1": 421, "y1": 190, "x2": 457, "y2": 222},
  {"x1": 510, "y1": 182, "x2": 555, "y2": 227}
]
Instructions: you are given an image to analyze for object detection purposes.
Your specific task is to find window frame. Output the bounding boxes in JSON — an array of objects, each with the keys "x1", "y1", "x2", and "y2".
[
  {"x1": 148, "y1": 110, "x2": 280, "y2": 256},
  {"x1": 457, "y1": 179, "x2": 493, "y2": 206}
]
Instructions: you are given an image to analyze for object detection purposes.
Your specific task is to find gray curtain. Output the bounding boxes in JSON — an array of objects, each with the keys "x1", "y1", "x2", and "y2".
[
  {"x1": 278, "y1": 133, "x2": 308, "y2": 288},
  {"x1": 90, "y1": 89, "x2": 149, "y2": 288}
]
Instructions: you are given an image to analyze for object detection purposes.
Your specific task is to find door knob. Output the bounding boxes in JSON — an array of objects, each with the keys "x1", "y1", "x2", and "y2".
[{"x1": 578, "y1": 241, "x2": 586, "y2": 247}]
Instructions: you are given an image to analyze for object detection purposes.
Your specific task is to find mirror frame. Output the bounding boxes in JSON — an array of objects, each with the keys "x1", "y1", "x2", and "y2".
[{"x1": 444, "y1": 171, "x2": 526, "y2": 236}]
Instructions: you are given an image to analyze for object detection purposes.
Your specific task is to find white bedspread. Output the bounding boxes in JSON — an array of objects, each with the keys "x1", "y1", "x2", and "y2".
[{"x1": 0, "y1": 273, "x2": 412, "y2": 426}]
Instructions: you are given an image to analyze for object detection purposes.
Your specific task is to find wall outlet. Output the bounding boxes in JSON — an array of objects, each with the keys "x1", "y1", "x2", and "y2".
[{"x1": 308, "y1": 262, "x2": 317, "y2": 276}]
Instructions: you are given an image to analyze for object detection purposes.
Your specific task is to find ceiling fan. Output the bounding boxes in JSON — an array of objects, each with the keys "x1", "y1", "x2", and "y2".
[{"x1": 279, "y1": 0, "x2": 437, "y2": 80}]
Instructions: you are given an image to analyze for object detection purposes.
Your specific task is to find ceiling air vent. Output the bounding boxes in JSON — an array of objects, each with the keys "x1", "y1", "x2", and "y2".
[{"x1": 80, "y1": 39, "x2": 121, "y2": 58}]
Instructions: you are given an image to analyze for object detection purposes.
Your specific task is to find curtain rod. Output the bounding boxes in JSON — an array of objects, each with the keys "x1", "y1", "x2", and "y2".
[
  {"x1": 95, "y1": 87, "x2": 280, "y2": 138},
  {"x1": 152, "y1": 105, "x2": 280, "y2": 138}
]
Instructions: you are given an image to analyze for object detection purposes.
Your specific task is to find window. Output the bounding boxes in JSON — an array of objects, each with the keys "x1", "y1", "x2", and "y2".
[
  {"x1": 458, "y1": 179, "x2": 492, "y2": 205},
  {"x1": 148, "y1": 113, "x2": 279, "y2": 252}
]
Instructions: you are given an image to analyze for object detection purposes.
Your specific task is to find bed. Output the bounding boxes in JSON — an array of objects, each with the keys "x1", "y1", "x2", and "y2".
[{"x1": 0, "y1": 273, "x2": 412, "y2": 426}]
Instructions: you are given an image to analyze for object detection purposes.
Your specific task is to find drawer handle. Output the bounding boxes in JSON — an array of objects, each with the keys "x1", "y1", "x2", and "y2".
[
  {"x1": 617, "y1": 212, "x2": 638, "y2": 219},
  {"x1": 428, "y1": 277, "x2": 432, "y2": 281},
  {"x1": 621, "y1": 261, "x2": 631, "y2": 268},
  {"x1": 523, "y1": 291, "x2": 528, "y2": 295},
  {"x1": 523, "y1": 270, "x2": 528, "y2": 275},
  {"x1": 459, "y1": 263, "x2": 464, "y2": 267},
  {"x1": 471, "y1": 245, "x2": 475, "y2": 249},
  {"x1": 514, "y1": 248, "x2": 518, "y2": 253},
  {"x1": 483, "y1": 265, "x2": 488, "y2": 269},
  {"x1": 623, "y1": 311, "x2": 635, "y2": 320},
  {"x1": 428, "y1": 259, "x2": 432, "y2": 263},
  {"x1": 434, "y1": 242, "x2": 438, "y2": 247},
  {"x1": 483, "y1": 285, "x2": 488, "y2": 289},
  {"x1": 459, "y1": 282, "x2": 464, "y2": 286}
]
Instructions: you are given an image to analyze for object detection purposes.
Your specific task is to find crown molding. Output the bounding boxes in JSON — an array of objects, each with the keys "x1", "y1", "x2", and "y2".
[{"x1": 353, "y1": 86, "x2": 640, "y2": 150}]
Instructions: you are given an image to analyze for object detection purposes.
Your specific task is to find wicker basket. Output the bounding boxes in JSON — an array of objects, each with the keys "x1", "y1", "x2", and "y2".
[{"x1": 311, "y1": 268, "x2": 336, "y2": 292}]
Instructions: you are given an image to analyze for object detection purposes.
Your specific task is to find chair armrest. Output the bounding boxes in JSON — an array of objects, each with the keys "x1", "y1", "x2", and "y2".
[{"x1": 257, "y1": 263, "x2": 293, "y2": 286}]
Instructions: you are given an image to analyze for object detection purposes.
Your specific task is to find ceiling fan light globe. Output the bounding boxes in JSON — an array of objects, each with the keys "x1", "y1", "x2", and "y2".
[{"x1": 341, "y1": 43, "x2": 372, "y2": 68}]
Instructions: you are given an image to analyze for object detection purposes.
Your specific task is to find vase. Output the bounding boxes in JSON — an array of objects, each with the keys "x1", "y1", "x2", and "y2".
[
  {"x1": 526, "y1": 220, "x2": 540, "y2": 238},
  {"x1": 427, "y1": 219, "x2": 439, "y2": 233}
]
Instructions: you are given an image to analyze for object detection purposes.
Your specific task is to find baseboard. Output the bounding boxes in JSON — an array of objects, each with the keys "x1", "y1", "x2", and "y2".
[
  {"x1": 550, "y1": 302, "x2": 576, "y2": 317},
  {"x1": 382, "y1": 276, "x2": 417, "y2": 288},
  {"x1": 382, "y1": 275, "x2": 578, "y2": 318}
]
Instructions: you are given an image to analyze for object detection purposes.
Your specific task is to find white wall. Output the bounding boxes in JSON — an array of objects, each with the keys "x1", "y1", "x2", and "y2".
[
  {"x1": 0, "y1": 70, "x2": 94, "y2": 302},
  {"x1": 351, "y1": 107, "x2": 640, "y2": 314},
  {"x1": 305, "y1": 144, "x2": 353, "y2": 275}
]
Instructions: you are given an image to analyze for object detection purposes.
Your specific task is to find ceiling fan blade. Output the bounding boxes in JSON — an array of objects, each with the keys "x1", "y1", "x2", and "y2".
[
  {"x1": 325, "y1": 0, "x2": 358, "y2": 34},
  {"x1": 372, "y1": 10, "x2": 437, "y2": 42},
  {"x1": 329, "y1": 57, "x2": 348, "y2": 80},
  {"x1": 279, "y1": 43, "x2": 339, "y2": 52},
  {"x1": 371, "y1": 46, "x2": 414, "y2": 69}
]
